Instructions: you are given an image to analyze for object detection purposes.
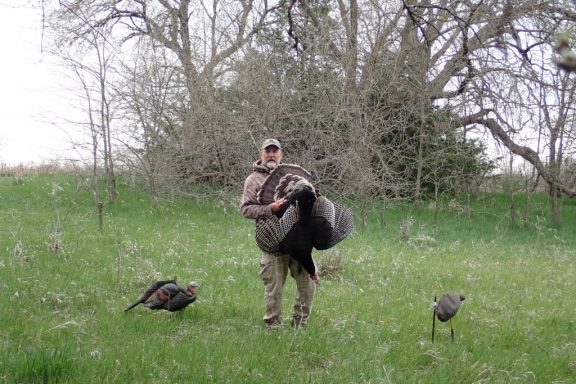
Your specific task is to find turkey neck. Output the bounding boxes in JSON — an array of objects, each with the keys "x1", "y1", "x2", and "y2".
[{"x1": 289, "y1": 188, "x2": 316, "y2": 225}]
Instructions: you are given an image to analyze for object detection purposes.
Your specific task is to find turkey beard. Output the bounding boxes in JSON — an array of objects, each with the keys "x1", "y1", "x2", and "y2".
[{"x1": 265, "y1": 160, "x2": 279, "y2": 170}]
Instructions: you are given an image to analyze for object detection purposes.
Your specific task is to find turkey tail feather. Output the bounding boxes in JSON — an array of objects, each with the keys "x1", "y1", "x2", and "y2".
[
  {"x1": 124, "y1": 300, "x2": 142, "y2": 312},
  {"x1": 257, "y1": 164, "x2": 314, "y2": 205}
]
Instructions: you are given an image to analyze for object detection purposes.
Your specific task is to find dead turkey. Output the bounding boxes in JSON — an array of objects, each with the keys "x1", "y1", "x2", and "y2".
[
  {"x1": 124, "y1": 280, "x2": 198, "y2": 313},
  {"x1": 255, "y1": 164, "x2": 353, "y2": 279}
]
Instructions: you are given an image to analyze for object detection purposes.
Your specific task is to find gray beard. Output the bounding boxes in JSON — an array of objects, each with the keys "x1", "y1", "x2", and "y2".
[{"x1": 265, "y1": 160, "x2": 278, "y2": 170}]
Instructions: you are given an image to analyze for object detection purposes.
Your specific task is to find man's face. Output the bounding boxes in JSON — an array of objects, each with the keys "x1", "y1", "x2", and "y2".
[{"x1": 260, "y1": 146, "x2": 283, "y2": 169}]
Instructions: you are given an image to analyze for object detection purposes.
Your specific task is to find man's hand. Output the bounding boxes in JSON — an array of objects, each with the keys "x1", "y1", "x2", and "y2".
[
  {"x1": 310, "y1": 272, "x2": 320, "y2": 284},
  {"x1": 269, "y1": 197, "x2": 287, "y2": 214}
]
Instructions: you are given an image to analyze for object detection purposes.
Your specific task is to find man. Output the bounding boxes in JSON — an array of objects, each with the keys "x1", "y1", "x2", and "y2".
[{"x1": 240, "y1": 138, "x2": 317, "y2": 329}]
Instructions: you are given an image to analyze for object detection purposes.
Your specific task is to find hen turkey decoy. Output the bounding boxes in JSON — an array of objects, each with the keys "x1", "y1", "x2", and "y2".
[
  {"x1": 124, "y1": 280, "x2": 198, "y2": 313},
  {"x1": 432, "y1": 292, "x2": 465, "y2": 341},
  {"x1": 255, "y1": 164, "x2": 353, "y2": 280}
]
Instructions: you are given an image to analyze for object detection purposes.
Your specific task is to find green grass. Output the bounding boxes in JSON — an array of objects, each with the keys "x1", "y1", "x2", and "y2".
[{"x1": 1, "y1": 173, "x2": 575, "y2": 383}]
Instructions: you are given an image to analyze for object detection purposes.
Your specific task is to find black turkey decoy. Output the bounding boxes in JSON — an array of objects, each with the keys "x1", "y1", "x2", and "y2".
[
  {"x1": 255, "y1": 164, "x2": 353, "y2": 280},
  {"x1": 432, "y1": 292, "x2": 465, "y2": 341},
  {"x1": 124, "y1": 280, "x2": 198, "y2": 313}
]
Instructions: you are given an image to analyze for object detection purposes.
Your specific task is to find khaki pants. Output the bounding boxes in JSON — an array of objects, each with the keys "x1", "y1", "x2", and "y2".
[{"x1": 259, "y1": 251, "x2": 316, "y2": 326}]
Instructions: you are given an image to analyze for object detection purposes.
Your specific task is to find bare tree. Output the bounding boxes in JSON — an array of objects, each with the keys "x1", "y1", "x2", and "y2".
[
  {"x1": 48, "y1": 6, "x2": 118, "y2": 204},
  {"x1": 48, "y1": 0, "x2": 277, "y2": 186},
  {"x1": 533, "y1": 70, "x2": 576, "y2": 223},
  {"x1": 113, "y1": 39, "x2": 191, "y2": 206},
  {"x1": 42, "y1": 0, "x2": 576, "y2": 214}
]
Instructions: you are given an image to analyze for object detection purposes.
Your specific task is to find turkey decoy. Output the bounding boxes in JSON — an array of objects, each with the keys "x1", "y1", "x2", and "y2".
[
  {"x1": 254, "y1": 164, "x2": 353, "y2": 280},
  {"x1": 124, "y1": 280, "x2": 198, "y2": 313},
  {"x1": 432, "y1": 292, "x2": 465, "y2": 342}
]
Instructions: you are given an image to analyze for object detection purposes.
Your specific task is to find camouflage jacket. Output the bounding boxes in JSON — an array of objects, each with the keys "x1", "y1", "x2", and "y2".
[{"x1": 240, "y1": 160, "x2": 278, "y2": 220}]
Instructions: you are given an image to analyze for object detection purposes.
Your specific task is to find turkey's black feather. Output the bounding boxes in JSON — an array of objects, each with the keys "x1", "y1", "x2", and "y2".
[{"x1": 277, "y1": 186, "x2": 318, "y2": 275}]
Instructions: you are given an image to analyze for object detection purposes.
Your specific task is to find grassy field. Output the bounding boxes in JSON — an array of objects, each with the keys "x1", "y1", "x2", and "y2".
[{"x1": 1, "y1": 173, "x2": 575, "y2": 383}]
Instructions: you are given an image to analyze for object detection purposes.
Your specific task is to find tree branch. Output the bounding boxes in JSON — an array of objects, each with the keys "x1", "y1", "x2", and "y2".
[{"x1": 453, "y1": 111, "x2": 576, "y2": 197}]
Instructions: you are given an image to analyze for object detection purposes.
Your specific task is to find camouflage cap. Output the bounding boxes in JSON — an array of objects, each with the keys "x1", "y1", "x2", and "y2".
[{"x1": 261, "y1": 138, "x2": 282, "y2": 150}]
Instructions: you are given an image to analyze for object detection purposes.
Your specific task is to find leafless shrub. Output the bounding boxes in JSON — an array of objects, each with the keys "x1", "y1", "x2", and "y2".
[
  {"x1": 318, "y1": 250, "x2": 344, "y2": 279},
  {"x1": 399, "y1": 216, "x2": 414, "y2": 241},
  {"x1": 47, "y1": 223, "x2": 64, "y2": 255},
  {"x1": 12, "y1": 240, "x2": 32, "y2": 263}
]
